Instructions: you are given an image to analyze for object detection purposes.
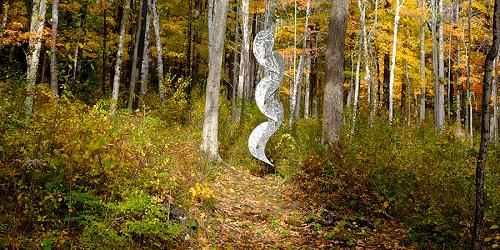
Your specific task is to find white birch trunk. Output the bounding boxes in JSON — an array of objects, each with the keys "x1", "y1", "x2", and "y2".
[
  {"x1": 50, "y1": 0, "x2": 59, "y2": 97},
  {"x1": 0, "y1": 0, "x2": 10, "y2": 49},
  {"x1": 492, "y1": 55, "x2": 498, "y2": 142},
  {"x1": 362, "y1": 0, "x2": 371, "y2": 106},
  {"x1": 110, "y1": 0, "x2": 131, "y2": 114},
  {"x1": 289, "y1": 0, "x2": 298, "y2": 129},
  {"x1": 140, "y1": 0, "x2": 151, "y2": 97},
  {"x1": 233, "y1": 0, "x2": 250, "y2": 124},
  {"x1": 151, "y1": 0, "x2": 164, "y2": 100},
  {"x1": 389, "y1": 0, "x2": 404, "y2": 125},
  {"x1": 419, "y1": 0, "x2": 426, "y2": 123},
  {"x1": 352, "y1": 0, "x2": 364, "y2": 131},
  {"x1": 25, "y1": 0, "x2": 47, "y2": 114},
  {"x1": 437, "y1": 0, "x2": 445, "y2": 130},
  {"x1": 293, "y1": 0, "x2": 311, "y2": 121},
  {"x1": 201, "y1": 0, "x2": 230, "y2": 161},
  {"x1": 368, "y1": 0, "x2": 379, "y2": 126}
]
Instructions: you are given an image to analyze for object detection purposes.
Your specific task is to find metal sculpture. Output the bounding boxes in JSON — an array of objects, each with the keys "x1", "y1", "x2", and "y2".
[{"x1": 248, "y1": 28, "x2": 285, "y2": 166}]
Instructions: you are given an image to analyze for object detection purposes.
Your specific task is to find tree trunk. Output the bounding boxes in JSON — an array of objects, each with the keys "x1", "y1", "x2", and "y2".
[
  {"x1": 420, "y1": 0, "x2": 426, "y2": 123},
  {"x1": 233, "y1": 0, "x2": 249, "y2": 124},
  {"x1": 466, "y1": 0, "x2": 473, "y2": 143},
  {"x1": 25, "y1": 0, "x2": 47, "y2": 114},
  {"x1": 346, "y1": 46, "x2": 356, "y2": 107},
  {"x1": 304, "y1": 54, "x2": 311, "y2": 119},
  {"x1": 230, "y1": 4, "x2": 239, "y2": 113},
  {"x1": 102, "y1": 0, "x2": 108, "y2": 94},
  {"x1": 472, "y1": 1, "x2": 500, "y2": 248},
  {"x1": 322, "y1": 0, "x2": 349, "y2": 145},
  {"x1": 431, "y1": 0, "x2": 439, "y2": 130},
  {"x1": 383, "y1": 53, "x2": 390, "y2": 110},
  {"x1": 201, "y1": 0, "x2": 230, "y2": 161},
  {"x1": 293, "y1": 0, "x2": 311, "y2": 121},
  {"x1": 0, "y1": 0, "x2": 10, "y2": 49},
  {"x1": 389, "y1": 0, "x2": 404, "y2": 125},
  {"x1": 437, "y1": 0, "x2": 445, "y2": 130},
  {"x1": 152, "y1": 0, "x2": 164, "y2": 100},
  {"x1": 368, "y1": 0, "x2": 379, "y2": 126},
  {"x1": 491, "y1": 55, "x2": 498, "y2": 143},
  {"x1": 447, "y1": 24, "x2": 453, "y2": 122},
  {"x1": 491, "y1": 55, "x2": 500, "y2": 143},
  {"x1": 50, "y1": 0, "x2": 59, "y2": 97},
  {"x1": 186, "y1": 0, "x2": 193, "y2": 76},
  {"x1": 110, "y1": 0, "x2": 131, "y2": 114},
  {"x1": 289, "y1": 0, "x2": 298, "y2": 129},
  {"x1": 140, "y1": 0, "x2": 151, "y2": 98},
  {"x1": 405, "y1": 60, "x2": 411, "y2": 126},
  {"x1": 352, "y1": 0, "x2": 364, "y2": 131},
  {"x1": 128, "y1": 0, "x2": 146, "y2": 109}
]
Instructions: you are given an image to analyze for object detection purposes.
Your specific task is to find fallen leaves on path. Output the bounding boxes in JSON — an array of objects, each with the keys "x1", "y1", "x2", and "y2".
[{"x1": 185, "y1": 165, "x2": 409, "y2": 249}]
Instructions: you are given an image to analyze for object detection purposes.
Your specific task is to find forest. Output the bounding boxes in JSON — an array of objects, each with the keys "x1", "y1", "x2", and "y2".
[{"x1": 0, "y1": 0, "x2": 499, "y2": 248}]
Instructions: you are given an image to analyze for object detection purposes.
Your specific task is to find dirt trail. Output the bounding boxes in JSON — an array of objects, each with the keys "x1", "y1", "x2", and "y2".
[{"x1": 188, "y1": 165, "x2": 408, "y2": 249}]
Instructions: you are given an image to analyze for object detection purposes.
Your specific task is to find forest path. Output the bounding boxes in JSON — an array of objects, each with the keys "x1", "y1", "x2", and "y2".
[{"x1": 188, "y1": 164, "x2": 408, "y2": 249}]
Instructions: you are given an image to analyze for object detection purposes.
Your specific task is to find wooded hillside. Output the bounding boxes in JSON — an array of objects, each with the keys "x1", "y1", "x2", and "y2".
[{"x1": 0, "y1": 0, "x2": 499, "y2": 248}]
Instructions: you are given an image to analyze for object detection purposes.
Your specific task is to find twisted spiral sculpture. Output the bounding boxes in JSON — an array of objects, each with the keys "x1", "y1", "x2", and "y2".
[{"x1": 248, "y1": 28, "x2": 285, "y2": 166}]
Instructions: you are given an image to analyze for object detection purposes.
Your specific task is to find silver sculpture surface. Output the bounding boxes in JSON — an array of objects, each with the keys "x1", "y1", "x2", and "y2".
[{"x1": 248, "y1": 28, "x2": 285, "y2": 166}]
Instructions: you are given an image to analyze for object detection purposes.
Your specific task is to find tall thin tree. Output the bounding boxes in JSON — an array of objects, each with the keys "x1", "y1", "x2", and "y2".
[
  {"x1": 201, "y1": 0, "x2": 230, "y2": 160},
  {"x1": 50, "y1": 0, "x2": 60, "y2": 97},
  {"x1": 25, "y1": 0, "x2": 47, "y2": 114},
  {"x1": 389, "y1": 0, "x2": 404, "y2": 125},
  {"x1": 110, "y1": 0, "x2": 131, "y2": 114},
  {"x1": 472, "y1": 0, "x2": 500, "y2": 248},
  {"x1": 151, "y1": 0, "x2": 164, "y2": 100},
  {"x1": 322, "y1": 0, "x2": 349, "y2": 145},
  {"x1": 233, "y1": 0, "x2": 250, "y2": 124}
]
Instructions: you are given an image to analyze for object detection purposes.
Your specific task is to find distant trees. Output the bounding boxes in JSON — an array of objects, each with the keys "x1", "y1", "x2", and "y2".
[{"x1": 322, "y1": 0, "x2": 349, "y2": 145}]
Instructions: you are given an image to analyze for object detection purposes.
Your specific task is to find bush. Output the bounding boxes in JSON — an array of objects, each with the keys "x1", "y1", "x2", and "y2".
[{"x1": 0, "y1": 83, "x2": 207, "y2": 248}]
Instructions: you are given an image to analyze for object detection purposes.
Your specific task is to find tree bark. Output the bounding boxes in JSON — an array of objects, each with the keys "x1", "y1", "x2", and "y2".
[
  {"x1": 322, "y1": 0, "x2": 349, "y2": 145},
  {"x1": 466, "y1": 0, "x2": 473, "y2": 143},
  {"x1": 128, "y1": 0, "x2": 146, "y2": 109},
  {"x1": 389, "y1": 0, "x2": 404, "y2": 125},
  {"x1": 140, "y1": 0, "x2": 151, "y2": 98},
  {"x1": 352, "y1": 0, "x2": 364, "y2": 131},
  {"x1": 50, "y1": 0, "x2": 59, "y2": 97},
  {"x1": 383, "y1": 53, "x2": 390, "y2": 110},
  {"x1": 0, "y1": 0, "x2": 9, "y2": 50},
  {"x1": 472, "y1": 1, "x2": 500, "y2": 248},
  {"x1": 437, "y1": 0, "x2": 445, "y2": 130},
  {"x1": 151, "y1": 0, "x2": 164, "y2": 100},
  {"x1": 304, "y1": 54, "x2": 311, "y2": 119},
  {"x1": 289, "y1": 0, "x2": 298, "y2": 128},
  {"x1": 233, "y1": 0, "x2": 250, "y2": 124},
  {"x1": 431, "y1": 0, "x2": 439, "y2": 130},
  {"x1": 368, "y1": 0, "x2": 379, "y2": 126},
  {"x1": 102, "y1": 0, "x2": 108, "y2": 94},
  {"x1": 293, "y1": 0, "x2": 311, "y2": 122},
  {"x1": 420, "y1": 0, "x2": 426, "y2": 123},
  {"x1": 110, "y1": 0, "x2": 131, "y2": 114},
  {"x1": 25, "y1": 0, "x2": 47, "y2": 114},
  {"x1": 491, "y1": 55, "x2": 498, "y2": 142},
  {"x1": 201, "y1": 0, "x2": 230, "y2": 161}
]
